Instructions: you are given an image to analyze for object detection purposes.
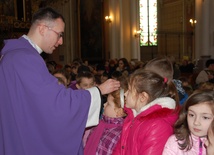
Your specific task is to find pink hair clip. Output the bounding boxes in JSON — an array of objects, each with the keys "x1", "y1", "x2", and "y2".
[{"x1": 164, "y1": 77, "x2": 168, "y2": 84}]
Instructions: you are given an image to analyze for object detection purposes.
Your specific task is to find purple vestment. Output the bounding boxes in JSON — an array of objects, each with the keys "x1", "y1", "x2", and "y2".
[{"x1": 0, "y1": 37, "x2": 100, "y2": 155}]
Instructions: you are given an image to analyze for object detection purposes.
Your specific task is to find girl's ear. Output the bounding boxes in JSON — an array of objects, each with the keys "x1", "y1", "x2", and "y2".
[{"x1": 139, "y1": 92, "x2": 149, "y2": 103}]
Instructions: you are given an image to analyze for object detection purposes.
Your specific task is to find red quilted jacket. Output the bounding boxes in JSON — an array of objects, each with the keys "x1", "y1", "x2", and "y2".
[{"x1": 113, "y1": 97, "x2": 179, "y2": 155}]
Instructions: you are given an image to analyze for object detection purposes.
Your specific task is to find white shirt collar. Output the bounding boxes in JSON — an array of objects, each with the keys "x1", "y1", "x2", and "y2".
[{"x1": 22, "y1": 35, "x2": 43, "y2": 54}]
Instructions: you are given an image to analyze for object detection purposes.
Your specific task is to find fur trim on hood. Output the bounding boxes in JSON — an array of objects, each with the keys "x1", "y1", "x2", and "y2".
[{"x1": 133, "y1": 97, "x2": 176, "y2": 117}]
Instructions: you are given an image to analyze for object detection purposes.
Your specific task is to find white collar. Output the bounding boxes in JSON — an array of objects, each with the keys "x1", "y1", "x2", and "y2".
[{"x1": 22, "y1": 35, "x2": 43, "y2": 54}]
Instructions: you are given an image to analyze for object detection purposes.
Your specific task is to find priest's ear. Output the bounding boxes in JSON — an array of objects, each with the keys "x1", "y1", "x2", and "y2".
[{"x1": 37, "y1": 24, "x2": 46, "y2": 36}]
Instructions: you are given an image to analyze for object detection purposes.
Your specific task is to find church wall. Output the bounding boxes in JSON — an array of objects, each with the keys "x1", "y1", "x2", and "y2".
[
  {"x1": 157, "y1": 0, "x2": 194, "y2": 62},
  {"x1": 2, "y1": 0, "x2": 213, "y2": 66}
]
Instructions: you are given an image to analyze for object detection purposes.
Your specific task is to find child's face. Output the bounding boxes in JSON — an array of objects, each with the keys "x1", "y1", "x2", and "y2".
[
  {"x1": 76, "y1": 77, "x2": 95, "y2": 89},
  {"x1": 187, "y1": 102, "x2": 214, "y2": 137},
  {"x1": 125, "y1": 85, "x2": 146, "y2": 112},
  {"x1": 72, "y1": 68, "x2": 77, "y2": 74},
  {"x1": 66, "y1": 67, "x2": 72, "y2": 74},
  {"x1": 103, "y1": 94, "x2": 119, "y2": 118},
  {"x1": 118, "y1": 60, "x2": 124, "y2": 69}
]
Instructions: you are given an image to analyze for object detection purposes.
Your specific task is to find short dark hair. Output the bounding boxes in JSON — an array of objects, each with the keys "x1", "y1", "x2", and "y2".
[
  {"x1": 31, "y1": 7, "x2": 65, "y2": 24},
  {"x1": 206, "y1": 59, "x2": 214, "y2": 68},
  {"x1": 76, "y1": 72, "x2": 95, "y2": 84},
  {"x1": 144, "y1": 57, "x2": 173, "y2": 82}
]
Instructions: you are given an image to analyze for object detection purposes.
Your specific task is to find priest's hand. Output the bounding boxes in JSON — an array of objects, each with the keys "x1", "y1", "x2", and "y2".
[{"x1": 98, "y1": 79, "x2": 120, "y2": 95}]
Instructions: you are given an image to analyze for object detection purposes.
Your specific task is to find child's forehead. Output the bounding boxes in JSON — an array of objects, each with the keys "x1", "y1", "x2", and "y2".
[
  {"x1": 80, "y1": 77, "x2": 94, "y2": 82},
  {"x1": 188, "y1": 102, "x2": 213, "y2": 114}
]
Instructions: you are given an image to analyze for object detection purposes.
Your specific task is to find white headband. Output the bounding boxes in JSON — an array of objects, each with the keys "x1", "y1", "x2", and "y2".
[{"x1": 120, "y1": 89, "x2": 124, "y2": 108}]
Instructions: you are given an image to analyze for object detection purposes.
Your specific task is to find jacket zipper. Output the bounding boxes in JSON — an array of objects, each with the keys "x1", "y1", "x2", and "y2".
[{"x1": 199, "y1": 138, "x2": 202, "y2": 155}]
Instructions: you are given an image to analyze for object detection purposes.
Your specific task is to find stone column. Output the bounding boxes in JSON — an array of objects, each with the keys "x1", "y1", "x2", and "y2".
[
  {"x1": 201, "y1": 0, "x2": 210, "y2": 57},
  {"x1": 195, "y1": 0, "x2": 212, "y2": 70},
  {"x1": 109, "y1": 0, "x2": 121, "y2": 59},
  {"x1": 210, "y1": 0, "x2": 214, "y2": 58},
  {"x1": 130, "y1": 0, "x2": 140, "y2": 61}
]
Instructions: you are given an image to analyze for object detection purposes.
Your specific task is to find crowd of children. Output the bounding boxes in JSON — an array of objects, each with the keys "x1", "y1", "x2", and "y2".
[{"x1": 47, "y1": 57, "x2": 214, "y2": 154}]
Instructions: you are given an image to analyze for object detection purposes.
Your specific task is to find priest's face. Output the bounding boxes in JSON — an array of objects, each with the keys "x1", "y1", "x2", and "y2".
[{"x1": 42, "y1": 18, "x2": 65, "y2": 54}]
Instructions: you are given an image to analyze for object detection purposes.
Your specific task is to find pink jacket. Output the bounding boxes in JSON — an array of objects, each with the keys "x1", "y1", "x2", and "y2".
[
  {"x1": 163, "y1": 134, "x2": 207, "y2": 155},
  {"x1": 113, "y1": 97, "x2": 179, "y2": 155}
]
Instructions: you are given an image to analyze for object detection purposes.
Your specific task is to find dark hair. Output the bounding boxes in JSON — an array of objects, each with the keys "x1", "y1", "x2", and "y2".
[
  {"x1": 53, "y1": 69, "x2": 70, "y2": 86},
  {"x1": 77, "y1": 65, "x2": 91, "y2": 74},
  {"x1": 197, "y1": 82, "x2": 214, "y2": 91},
  {"x1": 72, "y1": 58, "x2": 83, "y2": 64},
  {"x1": 144, "y1": 57, "x2": 173, "y2": 82},
  {"x1": 205, "y1": 59, "x2": 214, "y2": 68},
  {"x1": 64, "y1": 65, "x2": 72, "y2": 70},
  {"x1": 129, "y1": 69, "x2": 179, "y2": 105},
  {"x1": 111, "y1": 71, "x2": 122, "y2": 80},
  {"x1": 46, "y1": 61, "x2": 57, "y2": 74},
  {"x1": 174, "y1": 90, "x2": 214, "y2": 151},
  {"x1": 76, "y1": 72, "x2": 95, "y2": 84},
  {"x1": 31, "y1": 7, "x2": 65, "y2": 24},
  {"x1": 96, "y1": 64, "x2": 105, "y2": 71},
  {"x1": 53, "y1": 69, "x2": 70, "y2": 81},
  {"x1": 71, "y1": 62, "x2": 81, "y2": 69},
  {"x1": 118, "y1": 58, "x2": 130, "y2": 70}
]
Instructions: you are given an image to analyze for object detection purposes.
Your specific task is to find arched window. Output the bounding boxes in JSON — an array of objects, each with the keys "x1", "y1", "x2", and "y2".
[{"x1": 139, "y1": 0, "x2": 157, "y2": 46}]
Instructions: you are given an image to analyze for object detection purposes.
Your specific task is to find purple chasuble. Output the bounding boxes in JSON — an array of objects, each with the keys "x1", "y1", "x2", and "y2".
[{"x1": 0, "y1": 37, "x2": 96, "y2": 155}]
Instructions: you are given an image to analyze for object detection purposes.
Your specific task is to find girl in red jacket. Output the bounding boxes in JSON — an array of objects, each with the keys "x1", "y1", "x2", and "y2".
[{"x1": 113, "y1": 69, "x2": 180, "y2": 155}]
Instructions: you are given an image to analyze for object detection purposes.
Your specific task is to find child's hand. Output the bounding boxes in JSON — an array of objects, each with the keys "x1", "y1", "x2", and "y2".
[{"x1": 205, "y1": 120, "x2": 214, "y2": 155}]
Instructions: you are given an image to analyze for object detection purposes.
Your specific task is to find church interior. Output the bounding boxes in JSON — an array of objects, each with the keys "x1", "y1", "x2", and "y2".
[
  {"x1": 0, "y1": 0, "x2": 213, "y2": 67},
  {"x1": 1, "y1": 1, "x2": 214, "y2": 155}
]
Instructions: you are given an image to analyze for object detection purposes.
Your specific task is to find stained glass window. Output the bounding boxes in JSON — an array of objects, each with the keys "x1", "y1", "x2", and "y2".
[{"x1": 139, "y1": 0, "x2": 157, "y2": 46}]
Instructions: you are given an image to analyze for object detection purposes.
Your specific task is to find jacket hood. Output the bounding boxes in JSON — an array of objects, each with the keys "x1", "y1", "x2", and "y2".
[
  {"x1": 128, "y1": 97, "x2": 178, "y2": 126},
  {"x1": 133, "y1": 97, "x2": 176, "y2": 116}
]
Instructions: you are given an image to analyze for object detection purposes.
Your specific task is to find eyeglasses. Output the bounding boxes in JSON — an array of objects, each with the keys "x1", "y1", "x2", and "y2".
[{"x1": 43, "y1": 25, "x2": 63, "y2": 39}]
